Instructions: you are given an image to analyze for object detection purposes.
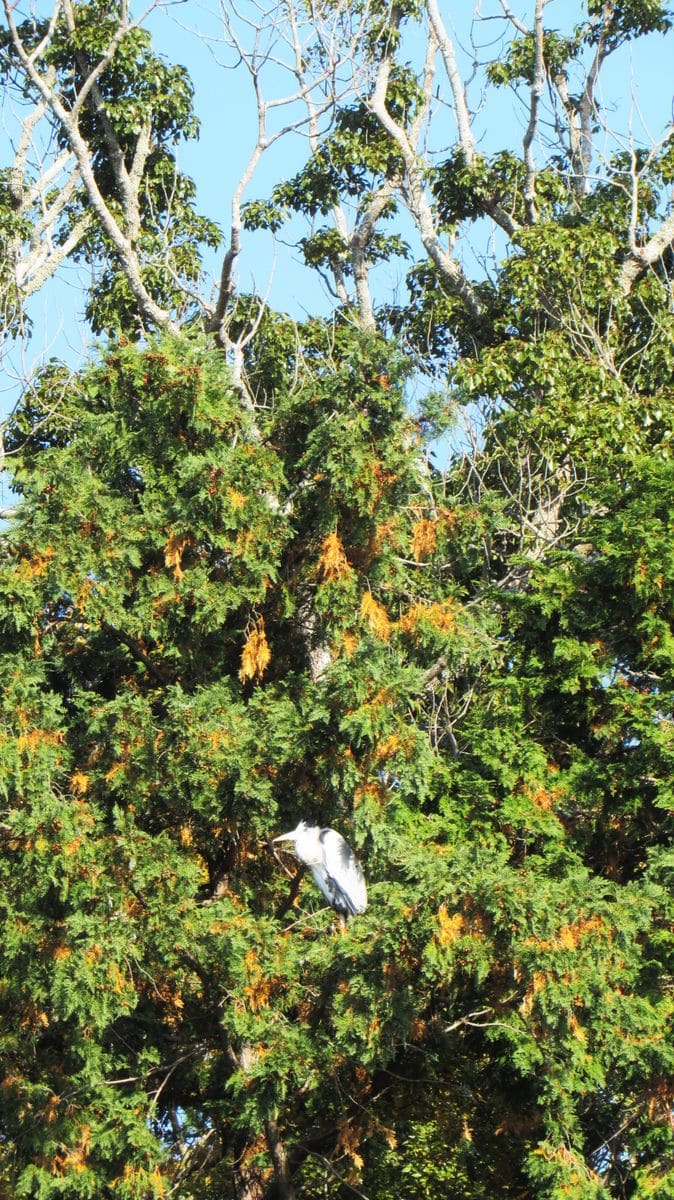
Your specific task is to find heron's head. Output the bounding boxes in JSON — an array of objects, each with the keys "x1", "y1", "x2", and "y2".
[{"x1": 272, "y1": 819, "x2": 310, "y2": 845}]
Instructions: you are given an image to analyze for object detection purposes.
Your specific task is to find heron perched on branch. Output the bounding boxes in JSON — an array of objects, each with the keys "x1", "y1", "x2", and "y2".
[{"x1": 272, "y1": 821, "x2": 367, "y2": 918}]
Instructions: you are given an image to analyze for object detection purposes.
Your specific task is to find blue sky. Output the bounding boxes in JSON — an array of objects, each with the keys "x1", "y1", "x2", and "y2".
[{"x1": 144, "y1": 1, "x2": 674, "y2": 311}]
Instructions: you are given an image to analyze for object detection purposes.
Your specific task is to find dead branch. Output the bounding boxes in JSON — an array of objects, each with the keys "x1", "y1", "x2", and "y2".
[
  {"x1": 209, "y1": 0, "x2": 375, "y2": 345},
  {"x1": 368, "y1": 44, "x2": 483, "y2": 319},
  {"x1": 522, "y1": 0, "x2": 545, "y2": 222},
  {"x1": 426, "y1": 0, "x2": 474, "y2": 162},
  {"x1": 549, "y1": 2, "x2": 616, "y2": 195},
  {"x1": 618, "y1": 202, "x2": 674, "y2": 296}
]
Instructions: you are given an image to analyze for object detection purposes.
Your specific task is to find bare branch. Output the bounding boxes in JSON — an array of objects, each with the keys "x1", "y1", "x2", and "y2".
[
  {"x1": 522, "y1": 0, "x2": 545, "y2": 222},
  {"x1": 210, "y1": 0, "x2": 378, "y2": 340},
  {"x1": 9, "y1": 82, "x2": 54, "y2": 208},
  {"x1": 23, "y1": 0, "x2": 65, "y2": 67},
  {"x1": 368, "y1": 52, "x2": 482, "y2": 319},
  {"x1": 578, "y1": 3, "x2": 615, "y2": 187},
  {"x1": 62, "y1": 0, "x2": 153, "y2": 242},
  {"x1": 618, "y1": 200, "x2": 674, "y2": 296},
  {"x1": 8, "y1": 111, "x2": 93, "y2": 299},
  {"x1": 550, "y1": 2, "x2": 616, "y2": 195},
  {"x1": 426, "y1": 0, "x2": 474, "y2": 163},
  {"x1": 19, "y1": 213, "x2": 94, "y2": 297},
  {"x1": 350, "y1": 180, "x2": 398, "y2": 331},
  {"x1": 288, "y1": 0, "x2": 351, "y2": 308},
  {"x1": 22, "y1": 147, "x2": 74, "y2": 211},
  {"x1": 497, "y1": 0, "x2": 528, "y2": 36}
]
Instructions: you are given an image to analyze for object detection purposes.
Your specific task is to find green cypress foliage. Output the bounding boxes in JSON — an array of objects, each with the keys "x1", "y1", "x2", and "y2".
[{"x1": 1, "y1": 310, "x2": 672, "y2": 1197}]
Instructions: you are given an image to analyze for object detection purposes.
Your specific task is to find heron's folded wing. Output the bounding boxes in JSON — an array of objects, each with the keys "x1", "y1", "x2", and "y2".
[{"x1": 319, "y1": 829, "x2": 368, "y2": 914}]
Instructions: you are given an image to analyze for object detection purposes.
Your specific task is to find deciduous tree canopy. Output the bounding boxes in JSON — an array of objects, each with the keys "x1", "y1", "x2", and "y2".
[{"x1": 1, "y1": 2, "x2": 673, "y2": 1198}]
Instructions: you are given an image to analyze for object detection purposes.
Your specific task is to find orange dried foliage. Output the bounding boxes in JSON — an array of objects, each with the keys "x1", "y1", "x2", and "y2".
[
  {"x1": 411, "y1": 518, "x2": 438, "y2": 561},
  {"x1": 532, "y1": 1143, "x2": 602, "y2": 1187},
  {"x1": 646, "y1": 1078, "x2": 674, "y2": 1126},
  {"x1": 244, "y1": 949, "x2": 273, "y2": 1012},
  {"x1": 372, "y1": 518, "x2": 398, "y2": 554},
  {"x1": 317, "y1": 532, "x2": 351, "y2": 583},
  {"x1": 408, "y1": 1017, "x2": 428, "y2": 1042},
  {"x1": 49, "y1": 1126, "x2": 91, "y2": 1176},
  {"x1": 520, "y1": 971, "x2": 548, "y2": 1015},
  {"x1": 379, "y1": 1124, "x2": 398, "y2": 1150},
  {"x1": 528, "y1": 786, "x2": 556, "y2": 811},
  {"x1": 208, "y1": 919, "x2": 231, "y2": 935},
  {"x1": 341, "y1": 631, "x2": 359, "y2": 658},
  {"x1": 109, "y1": 963, "x2": 127, "y2": 994},
  {"x1": 19, "y1": 1002, "x2": 48, "y2": 1032},
  {"x1": 164, "y1": 533, "x2": 194, "y2": 582},
  {"x1": 228, "y1": 487, "x2": 247, "y2": 510},
  {"x1": 568, "y1": 1014, "x2": 587, "y2": 1043},
  {"x1": 360, "y1": 591, "x2": 391, "y2": 640},
  {"x1": 235, "y1": 528, "x2": 255, "y2": 556},
  {"x1": 363, "y1": 460, "x2": 397, "y2": 507},
  {"x1": 149, "y1": 1169, "x2": 167, "y2": 1196},
  {"x1": 238, "y1": 618, "x2": 271, "y2": 683},
  {"x1": 437, "y1": 904, "x2": 466, "y2": 946},
  {"x1": 75, "y1": 576, "x2": 104, "y2": 610},
  {"x1": 206, "y1": 729, "x2": 230, "y2": 750},
  {"x1": 16, "y1": 547, "x2": 54, "y2": 580},
  {"x1": 335, "y1": 1118, "x2": 365, "y2": 1171},
  {"x1": 239, "y1": 1132, "x2": 272, "y2": 1178},
  {"x1": 70, "y1": 771, "x2": 90, "y2": 796},
  {"x1": 156, "y1": 983, "x2": 185, "y2": 1030},
  {"x1": 374, "y1": 733, "x2": 402, "y2": 762},
  {"x1": 354, "y1": 780, "x2": 389, "y2": 808},
  {"x1": 111, "y1": 1163, "x2": 167, "y2": 1193},
  {"x1": 527, "y1": 916, "x2": 608, "y2": 954},
  {"x1": 398, "y1": 600, "x2": 457, "y2": 635},
  {"x1": 558, "y1": 916, "x2": 606, "y2": 949},
  {"x1": 17, "y1": 729, "x2": 64, "y2": 754}
]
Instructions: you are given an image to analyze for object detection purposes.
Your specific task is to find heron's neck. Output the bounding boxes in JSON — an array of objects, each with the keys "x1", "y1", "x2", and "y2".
[{"x1": 295, "y1": 829, "x2": 322, "y2": 867}]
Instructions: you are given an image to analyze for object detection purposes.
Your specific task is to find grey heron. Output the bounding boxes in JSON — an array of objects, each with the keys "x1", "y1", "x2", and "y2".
[{"x1": 272, "y1": 821, "x2": 367, "y2": 918}]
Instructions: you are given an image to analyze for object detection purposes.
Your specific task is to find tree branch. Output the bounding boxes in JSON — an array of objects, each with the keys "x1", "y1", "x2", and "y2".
[
  {"x1": 426, "y1": 0, "x2": 474, "y2": 163},
  {"x1": 522, "y1": 0, "x2": 545, "y2": 222},
  {"x1": 102, "y1": 622, "x2": 171, "y2": 682},
  {"x1": 550, "y1": 2, "x2": 615, "y2": 195},
  {"x1": 18, "y1": 212, "x2": 94, "y2": 297},
  {"x1": 618, "y1": 202, "x2": 674, "y2": 296},
  {"x1": 368, "y1": 53, "x2": 482, "y2": 319},
  {"x1": 264, "y1": 1117, "x2": 296, "y2": 1200},
  {"x1": 350, "y1": 179, "x2": 397, "y2": 331}
]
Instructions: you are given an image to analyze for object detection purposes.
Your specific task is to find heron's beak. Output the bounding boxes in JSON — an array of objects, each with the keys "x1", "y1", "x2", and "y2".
[{"x1": 272, "y1": 831, "x2": 295, "y2": 843}]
